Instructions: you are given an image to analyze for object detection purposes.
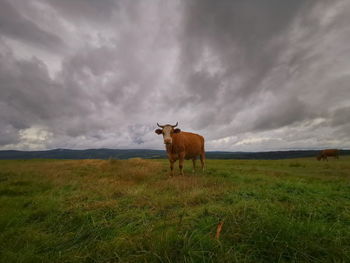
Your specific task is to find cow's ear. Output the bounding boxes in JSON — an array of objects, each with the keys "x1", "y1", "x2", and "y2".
[
  {"x1": 155, "y1": 129, "x2": 162, "y2": 135},
  {"x1": 174, "y1": 128, "x2": 181, "y2": 133}
]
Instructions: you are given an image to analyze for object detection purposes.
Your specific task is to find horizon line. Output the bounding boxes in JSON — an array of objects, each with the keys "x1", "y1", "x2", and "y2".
[{"x1": 1, "y1": 148, "x2": 348, "y2": 153}]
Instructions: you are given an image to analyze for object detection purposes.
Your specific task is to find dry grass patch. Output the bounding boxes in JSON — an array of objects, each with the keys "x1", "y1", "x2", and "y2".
[
  {"x1": 80, "y1": 199, "x2": 119, "y2": 211},
  {"x1": 107, "y1": 158, "x2": 163, "y2": 181},
  {"x1": 154, "y1": 176, "x2": 204, "y2": 192}
]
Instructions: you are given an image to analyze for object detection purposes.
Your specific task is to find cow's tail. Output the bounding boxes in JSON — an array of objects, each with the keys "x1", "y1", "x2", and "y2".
[
  {"x1": 201, "y1": 136, "x2": 205, "y2": 155},
  {"x1": 200, "y1": 136, "x2": 206, "y2": 171}
]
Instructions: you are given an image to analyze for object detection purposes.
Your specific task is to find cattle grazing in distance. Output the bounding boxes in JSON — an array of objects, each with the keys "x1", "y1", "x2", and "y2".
[
  {"x1": 317, "y1": 149, "x2": 339, "y2": 161},
  {"x1": 155, "y1": 122, "x2": 205, "y2": 176}
]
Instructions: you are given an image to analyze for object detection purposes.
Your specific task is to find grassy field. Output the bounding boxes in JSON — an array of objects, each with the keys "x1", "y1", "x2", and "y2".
[{"x1": 0, "y1": 157, "x2": 349, "y2": 263}]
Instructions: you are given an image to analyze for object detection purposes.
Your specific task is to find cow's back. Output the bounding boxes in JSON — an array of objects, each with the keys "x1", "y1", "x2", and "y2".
[
  {"x1": 172, "y1": 132, "x2": 204, "y2": 159},
  {"x1": 322, "y1": 149, "x2": 339, "y2": 157}
]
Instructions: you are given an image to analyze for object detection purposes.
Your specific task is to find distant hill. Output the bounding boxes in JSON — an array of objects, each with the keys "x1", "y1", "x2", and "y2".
[{"x1": 0, "y1": 149, "x2": 349, "y2": 160}]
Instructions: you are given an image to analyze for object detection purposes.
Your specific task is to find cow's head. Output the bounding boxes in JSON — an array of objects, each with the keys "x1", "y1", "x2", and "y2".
[
  {"x1": 316, "y1": 154, "x2": 322, "y2": 161},
  {"x1": 155, "y1": 122, "x2": 181, "y2": 145}
]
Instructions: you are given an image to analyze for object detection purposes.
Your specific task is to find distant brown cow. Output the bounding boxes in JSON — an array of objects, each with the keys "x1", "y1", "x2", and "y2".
[
  {"x1": 317, "y1": 149, "x2": 339, "y2": 161},
  {"x1": 155, "y1": 122, "x2": 205, "y2": 176}
]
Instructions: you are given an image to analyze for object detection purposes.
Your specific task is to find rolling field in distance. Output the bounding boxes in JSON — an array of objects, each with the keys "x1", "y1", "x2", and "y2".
[{"x1": 0, "y1": 157, "x2": 349, "y2": 263}]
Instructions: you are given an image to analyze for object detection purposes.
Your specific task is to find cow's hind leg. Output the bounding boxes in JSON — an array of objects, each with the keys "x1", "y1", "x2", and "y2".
[
  {"x1": 192, "y1": 158, "x2": 196, "y2": 173},
  {"x1": 200, "y1": 152, "x2": 206, "y2": 172}
]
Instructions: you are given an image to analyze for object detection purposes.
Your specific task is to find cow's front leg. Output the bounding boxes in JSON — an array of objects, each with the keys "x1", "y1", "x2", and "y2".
[
  {"x1": 178, "y1": 153, "x2": 185, "y2": 176},
  {"x1": 169, "y1": 159, "x2": 175, "y2": 176}
]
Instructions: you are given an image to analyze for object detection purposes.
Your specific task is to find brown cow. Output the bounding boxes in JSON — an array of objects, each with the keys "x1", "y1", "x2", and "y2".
[
  {"x1": 316, "y1": 149, "x2": 339, "y2": 161},
  {"x1": 155, "y1": 122, "x2": 205, "y2": 176}
]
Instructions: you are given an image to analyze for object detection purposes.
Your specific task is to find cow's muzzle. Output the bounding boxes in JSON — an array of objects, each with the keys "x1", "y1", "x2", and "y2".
[{"x1": 164, "y1": 139, "x2": 172, "y2": 145}]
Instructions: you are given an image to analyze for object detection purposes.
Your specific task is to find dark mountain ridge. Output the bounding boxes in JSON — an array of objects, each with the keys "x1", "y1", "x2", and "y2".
[{"x1": 0, "y1": 149, "x2": 349, "y2": 160}]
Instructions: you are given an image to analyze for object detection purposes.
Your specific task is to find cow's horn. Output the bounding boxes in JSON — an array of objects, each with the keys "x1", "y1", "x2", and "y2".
[
  {"x1": 157, "y1": 123, "x2": 165, "y2": 128},
  {"x1": 171, "y1": 122, "x2": 178, "y2": 128}
]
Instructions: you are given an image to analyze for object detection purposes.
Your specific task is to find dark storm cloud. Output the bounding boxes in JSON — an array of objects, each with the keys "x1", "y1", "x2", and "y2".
[
  {"x1": 0, "y1": 123, "x2": 20, "y2": 145},
  {"x1": 179, "y1": 0, "x2": 310, "y2": 129},
  {"x1": 180, "y1": 0, "x2": 306, "y2": 95},
  {"x1": 176, "y1": 0, "x2": 350, "y2": 147},
  {"x1": 252, "y1": 96, "x2": 310, "y2": 131},
  {"x1": 0, "y1": 0, "x2": 349, "y2": 151},
  {"x1": 128, "y1": 124, "x2": 154, "y2": 145},
  {"x1": 0, "y1": 47, "x2": 93, "y2": 142},
  {"x1": 0, "y1": 0, "x2": 64, "y2": 51},
  {"x1": 330, "y1": 106, "x2": 350, "y2": 126},
  {"x1": 0, "y1": 35, "x2": 124, "y2": 147},
  {"x1": 0, "y1": 0, "x2": 181, "y2": 149},
  {"x1": 46, "y1": 0, "x2": 119, "y2": 23}
]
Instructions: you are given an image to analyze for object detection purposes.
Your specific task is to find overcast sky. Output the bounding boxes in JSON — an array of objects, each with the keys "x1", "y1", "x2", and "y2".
[{"x1": 1, "y1": 0, "x2": 350, "y2": 152}]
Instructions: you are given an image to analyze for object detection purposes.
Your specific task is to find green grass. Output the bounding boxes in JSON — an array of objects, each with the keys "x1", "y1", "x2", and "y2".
[{"x1": 0, "y1": 157, "x2": 349, "y2": 262}]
